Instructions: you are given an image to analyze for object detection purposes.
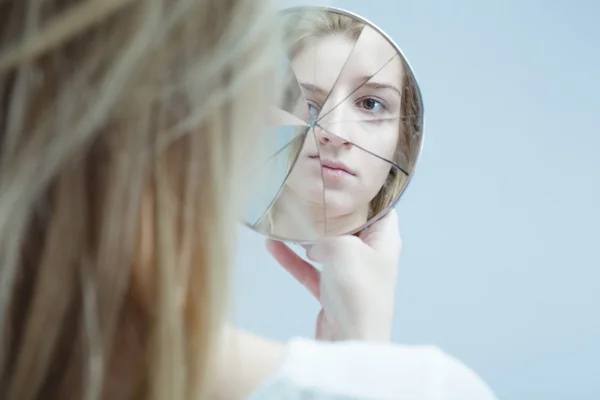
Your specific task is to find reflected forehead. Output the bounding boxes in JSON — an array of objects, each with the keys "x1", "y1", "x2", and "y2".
[
  {"x1": 359, "y1": 27, "x2": 398, "y2": 59},
  {"x1": 291, "y1": 35, "x2": 353, "y2": 81},
  {"x1": 346, "y1": 27, "x2": 404, "y2": 87},
  {"x1": 362, "y1": 55, "x2": 404, "y2": 89},
  {"x1": 291, "y1": 33, "x2": 403, "y2": 90}
]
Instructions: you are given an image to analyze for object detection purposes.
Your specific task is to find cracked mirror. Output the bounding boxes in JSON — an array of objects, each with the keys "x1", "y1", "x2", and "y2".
[{"x1": 244, "y1": 6, "x2": 424, "y2": 243}]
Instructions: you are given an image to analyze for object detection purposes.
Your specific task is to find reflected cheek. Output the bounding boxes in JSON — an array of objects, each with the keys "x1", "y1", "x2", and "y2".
[
  {"x1": 371, "y1": 127, "x2": 399, "y2": 158},
  {"x1": 358, "y1": 163, "x2": 391, "y2": 196},
  {"x1": 286, "y1": 159, "x2": 324, "y2": 204},
  {"x1": 298, "y1": 132, "x2": 318, "y2": 156}
]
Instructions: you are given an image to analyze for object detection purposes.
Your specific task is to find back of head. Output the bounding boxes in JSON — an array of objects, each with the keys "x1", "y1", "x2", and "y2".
[{"x1": 0, "y1": 0, "x2": 278, "y2": 399}]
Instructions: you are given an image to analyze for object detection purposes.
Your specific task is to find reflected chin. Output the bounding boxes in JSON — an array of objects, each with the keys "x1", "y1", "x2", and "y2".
[
  {"x1": 321, "y1": 190, "x2": 362, "y2": 216},
  {"x1": 284, "y1": 182, "x2": 324, "y2": 207}
]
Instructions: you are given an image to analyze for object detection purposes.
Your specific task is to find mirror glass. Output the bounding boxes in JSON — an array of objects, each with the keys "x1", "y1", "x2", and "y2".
[{"x1": 244, "y1": 6, "x2": 424, "y2": 243}]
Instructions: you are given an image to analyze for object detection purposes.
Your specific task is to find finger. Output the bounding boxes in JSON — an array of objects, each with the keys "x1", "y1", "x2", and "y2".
[
  {"x1": 315, "y1": 309, "x2": 333, "y2": 341},
  {"x1": 306, "y1": 235, "x2": 363, "y2": 263},
  {"x1": 266, "y1": 239, "x2": 320, "y2": 299},
  {"x1": 359, "y1": 208, "x2": 401, "y2": 252},
  {"x1": 315, "y1": 309, "x2": 325, "y2": 340},
  {"x1": 306, "y1": 210, "x2": 401, "y2": 263}
]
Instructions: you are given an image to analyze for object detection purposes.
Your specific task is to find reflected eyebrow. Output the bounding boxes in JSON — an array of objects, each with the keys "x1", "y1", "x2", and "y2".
[
  {"x1": 299, "y1": 80, "x2": 402, "y2": 99},
  {"x1": 360, "y1": 81, "x2": 402, "y2": 98},
  {"x1": 299, "y1": 82, "x2": 328, "y2": 97}
]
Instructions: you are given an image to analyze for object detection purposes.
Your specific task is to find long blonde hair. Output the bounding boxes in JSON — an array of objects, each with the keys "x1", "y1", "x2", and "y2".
[{"x1": 0, "y1": 0, "x2": 279, "y2": 399}]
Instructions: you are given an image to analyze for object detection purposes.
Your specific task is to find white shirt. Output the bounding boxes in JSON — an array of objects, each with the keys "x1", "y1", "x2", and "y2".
[{"x1": 247, "y1": 339, "x2": 497, "y2": 400}]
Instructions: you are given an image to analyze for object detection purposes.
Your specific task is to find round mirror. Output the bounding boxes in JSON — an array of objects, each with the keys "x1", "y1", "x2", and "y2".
[{"x1": 244, "y1": 6, "x2": 424, "y2": 243}]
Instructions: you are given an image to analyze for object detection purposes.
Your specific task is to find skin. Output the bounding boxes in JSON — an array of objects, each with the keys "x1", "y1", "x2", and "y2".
[{"x1": 272, "y1": 28, "x2": 404, "y2": 238}]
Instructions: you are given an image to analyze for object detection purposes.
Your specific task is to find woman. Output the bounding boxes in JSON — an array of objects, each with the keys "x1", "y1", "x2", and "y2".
[
  {"x1": 0, "y1": 0, "x2": 495, "y2": 399},
  {"x1": 256, "y1": 11, "x2": 421, "y2": 241}
]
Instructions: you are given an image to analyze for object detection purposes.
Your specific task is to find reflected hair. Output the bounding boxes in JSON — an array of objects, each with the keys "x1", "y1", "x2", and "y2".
[{"x1": 0, "y1": 0, "x2": 279, "y2": 399}]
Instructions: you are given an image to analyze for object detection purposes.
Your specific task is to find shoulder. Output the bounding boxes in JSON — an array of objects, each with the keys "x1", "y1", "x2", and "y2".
[{"x1": 247, "y1": 338, "x2": 497, "y2": 400}]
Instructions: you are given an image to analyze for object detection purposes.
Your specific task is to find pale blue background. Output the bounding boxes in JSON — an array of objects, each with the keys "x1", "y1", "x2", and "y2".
[{"x1": 234, "y1": 1, "x2": 600, "y2": 399}]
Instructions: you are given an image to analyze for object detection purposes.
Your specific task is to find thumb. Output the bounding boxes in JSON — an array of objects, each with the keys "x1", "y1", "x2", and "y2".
[
  {"x1": 266, "y1": 239, "x2": 321, "y2": 299},
  {"x1": 359, "y1": 209, "x2": 401, "y2": 253}
]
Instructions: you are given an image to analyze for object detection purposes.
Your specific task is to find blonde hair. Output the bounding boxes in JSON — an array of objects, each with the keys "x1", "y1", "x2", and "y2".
[
  {"x1": 256, "y1": 10, "x2": 422, "y2": 236},
  {"x1": 0, "y1": 0, "x2": 279, "y2": 399}
]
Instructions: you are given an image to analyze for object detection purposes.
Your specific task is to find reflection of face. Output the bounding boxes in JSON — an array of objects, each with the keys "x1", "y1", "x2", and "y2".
[{"x1": 285, "y1": 32, "x2": 403, "y2": 219}]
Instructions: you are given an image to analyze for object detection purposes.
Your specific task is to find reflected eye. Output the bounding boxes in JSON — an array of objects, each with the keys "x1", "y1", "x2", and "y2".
[
  {"x1": 308, "y1": 103, "x2": 320, "y2": 124},
  {"x1": 356, "y1": 98, "x2": 385, "y2": 113}
]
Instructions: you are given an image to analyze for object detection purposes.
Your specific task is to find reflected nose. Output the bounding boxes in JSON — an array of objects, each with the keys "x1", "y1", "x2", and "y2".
[
  {"x1": 315, "y1": 102, "x2": 352, "y2": 148},
  {"x1": 315, "y1": 125, "x2": 351, "y2": 148}
]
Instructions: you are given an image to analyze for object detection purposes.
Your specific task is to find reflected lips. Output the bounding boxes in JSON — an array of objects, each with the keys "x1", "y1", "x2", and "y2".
[{"x1": 309, "y1": 155, "x2": 356, "y2": 179}]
